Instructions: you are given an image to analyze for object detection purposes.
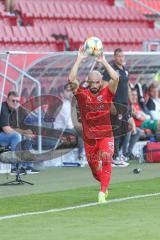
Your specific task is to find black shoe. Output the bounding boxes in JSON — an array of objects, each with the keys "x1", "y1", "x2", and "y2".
[{"x1": 25, "y1": 166, "x2": 40, "y2": 174}]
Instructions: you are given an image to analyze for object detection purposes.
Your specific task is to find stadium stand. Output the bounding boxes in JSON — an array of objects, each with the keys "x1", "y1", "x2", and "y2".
[
  {"x1": 0, "y1": 0, "x2": 159, "y2": 51},
  {"x1": 125, "y1": 0, "x2": 160, "y2": 15}
]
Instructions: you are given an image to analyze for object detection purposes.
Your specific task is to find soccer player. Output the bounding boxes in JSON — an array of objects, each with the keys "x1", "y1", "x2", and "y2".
[{"x1": 68, "y1": 47, "x2": 119, "y2": 203}]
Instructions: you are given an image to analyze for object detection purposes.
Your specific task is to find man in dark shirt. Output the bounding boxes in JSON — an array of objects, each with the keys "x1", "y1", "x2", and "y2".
[
  {"x1": 102, "y1": 48, "x2": 132, "y2": 166},
  {"x1": 0, "y1": 91, "x2": 39, "y2": 173},
  {"x1": 0, "y1": 91, "x2": 22, "y2": 150}
]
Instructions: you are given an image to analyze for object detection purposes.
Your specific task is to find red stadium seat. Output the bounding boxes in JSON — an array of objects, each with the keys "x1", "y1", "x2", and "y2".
[
  {"x1": 125, "y1": 0, "x2": 160, "y2": 15},
  {"x1": 4, "y1": 26, "x2": 18, "y2": 42},
  {"x1": 0, "y1": 0, "x2": 158, "y2": 52},
  {"x1": 12, "y1": 26, "x2": 26, "y2": 43},
  {"x1": 68, "y1": 3, "x2": 78, "y2": 19}
]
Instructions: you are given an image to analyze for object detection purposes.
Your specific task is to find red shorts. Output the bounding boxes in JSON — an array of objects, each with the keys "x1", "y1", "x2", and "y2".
[{"x1": 84, "y1": 137, "x2": 114, "y2": 162}]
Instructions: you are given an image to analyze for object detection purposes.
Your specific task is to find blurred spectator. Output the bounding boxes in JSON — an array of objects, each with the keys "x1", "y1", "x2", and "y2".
[
  {"x1": 147, "y1": 82, "x2": 160, "y2": 120},
  {"x1": 54, "y1": 84, "x2": 85, "y2": 161},
  {"x1": 120, "y1": 85, "x2": 160, "y2": 162},
  {"x1": 54, "y1": 85, "x2": 74, "y2": 130},
  {"x1": 132, "y1": 88, "x2": 160, "y2": 132},
  {"x1": 121, "y1": 87, "x2": 160, "y2": 161}
]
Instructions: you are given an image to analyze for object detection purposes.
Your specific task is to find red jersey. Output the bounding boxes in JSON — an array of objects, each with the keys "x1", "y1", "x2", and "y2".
[{"x1": 75, "y1": 86, "x2": 114, "y2": 139}]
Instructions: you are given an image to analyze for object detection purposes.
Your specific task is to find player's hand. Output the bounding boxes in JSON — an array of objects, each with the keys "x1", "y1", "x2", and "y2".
[
  {"x1": 77, "y1": 45, "x2": 87, "y2": 61},
  {"x1": 96, "y1": 53, "x2": 106, "y2": 64}
]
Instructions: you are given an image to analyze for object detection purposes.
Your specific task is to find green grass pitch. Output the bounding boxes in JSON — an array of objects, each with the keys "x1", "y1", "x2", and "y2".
[{"x1": 0, "y1": 162, "x2": 160, "y2": 240}]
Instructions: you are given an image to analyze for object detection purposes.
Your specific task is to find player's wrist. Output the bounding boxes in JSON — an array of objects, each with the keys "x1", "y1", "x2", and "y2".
[{"x1": 102, "y1": 58, "x2": 108, "y2": 65}]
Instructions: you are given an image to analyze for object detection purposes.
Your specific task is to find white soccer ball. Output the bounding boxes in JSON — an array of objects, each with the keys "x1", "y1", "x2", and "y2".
[{"x1": 84, "y1": 37, "x2": 103, "y2": 57}]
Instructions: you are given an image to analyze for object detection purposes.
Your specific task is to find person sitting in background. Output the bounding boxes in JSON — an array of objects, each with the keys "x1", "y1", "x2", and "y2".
[
  {"x1": 132, "y1": 88, "x2": 160, "y2": 133},
  {"x1": 120, "y1": 87, "x2": 160, "y2": 162},
  {"x1": 118, "y1": 83, "x2": 141, "y2": 162},
  {"x1": 147, "y1": 82, "x2": 160, "y2": 120},
  {"x1": 54, "y1": 84, "x2": 85, "y2": 162},
  {"x1": 0, "y1": 91, "x2": 39, "y2": 174}
]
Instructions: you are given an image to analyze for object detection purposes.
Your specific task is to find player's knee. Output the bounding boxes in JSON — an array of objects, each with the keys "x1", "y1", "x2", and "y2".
[{"x1": 101, "y1": 152, "x2": 112, "y2": 158}]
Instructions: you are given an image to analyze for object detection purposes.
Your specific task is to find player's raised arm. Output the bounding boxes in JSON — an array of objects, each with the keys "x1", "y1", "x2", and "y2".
[
  {"x1": 68, "y1": 46, "x2": 87, "y2": 94},
  {"x1": 97, "y1": 54, "x2": 119, "y2": 94}
]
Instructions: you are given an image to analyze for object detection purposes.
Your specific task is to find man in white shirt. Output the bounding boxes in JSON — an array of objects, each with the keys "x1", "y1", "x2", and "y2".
[
  {"x1": 54, "y1": 84, "x2": 84, "y2": 160},
  {"x1": 54, "y1": 92, "x2": 74, "y2": 129},
  {"x1": 147, "y1": 83, "x2": 160, "y2": 120}
]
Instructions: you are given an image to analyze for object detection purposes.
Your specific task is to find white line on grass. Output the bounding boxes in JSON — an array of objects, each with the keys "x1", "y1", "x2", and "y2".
[{"x1": 0, "y1": 192, "x2": 160, "y2": 221}]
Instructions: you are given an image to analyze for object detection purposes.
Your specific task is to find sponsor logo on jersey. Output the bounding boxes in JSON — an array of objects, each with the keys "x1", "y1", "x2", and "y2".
[{"x1": 97, "y1": 95, "x2": 103, "y2": 102}]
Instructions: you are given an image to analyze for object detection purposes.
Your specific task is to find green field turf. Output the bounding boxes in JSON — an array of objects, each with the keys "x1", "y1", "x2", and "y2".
[{"x1": 0, "y1": 162, "x2": 160, "y2": 240}]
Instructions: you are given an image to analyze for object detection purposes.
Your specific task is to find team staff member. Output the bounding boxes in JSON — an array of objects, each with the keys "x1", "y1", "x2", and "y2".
[
  {"x1": 103, "y1": 48, "x2": 132, "y2": 166},
  {"x1": 68, "y1": 47, "x2": 119, "y2": 203}
]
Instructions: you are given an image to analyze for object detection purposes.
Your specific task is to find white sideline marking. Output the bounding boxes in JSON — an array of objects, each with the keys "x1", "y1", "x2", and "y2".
[{"x1": 0, "y1": 192, "x2": 160, "y2": 221}]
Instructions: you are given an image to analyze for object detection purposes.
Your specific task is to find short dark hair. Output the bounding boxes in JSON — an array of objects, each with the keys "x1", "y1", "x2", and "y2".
[
  {"x1": 7, "y1": 91, "x2": 19, "y2": 98},
  {"x1": 114, "y1": 48, "x2": 123, "y2": 56}
]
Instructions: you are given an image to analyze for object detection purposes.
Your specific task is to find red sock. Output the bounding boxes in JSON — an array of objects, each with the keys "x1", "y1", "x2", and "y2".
[{"x1": 100, "y1": 156, "x2": 112, "y2": 193}]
